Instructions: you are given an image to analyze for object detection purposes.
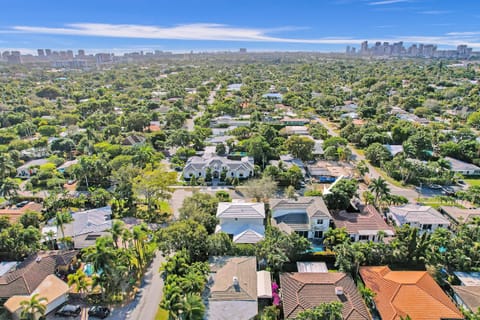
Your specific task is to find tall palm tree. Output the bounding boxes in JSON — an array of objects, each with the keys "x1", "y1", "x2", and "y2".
[
  {"x1": 19, "y1": 293, "x2": 47, "y2": 320},
  {"x1": 110, "y1": 220, "x2": 125, "y2": 249},
  {"x1": 180, "y1": 293, "x2": 205, "y2": 320},
  {"x1": 368, "y1": 177, "x2": 391, "y2": 210},
  {"x1": 55, "y1": 210, "x2": 73, "y2": 242}
]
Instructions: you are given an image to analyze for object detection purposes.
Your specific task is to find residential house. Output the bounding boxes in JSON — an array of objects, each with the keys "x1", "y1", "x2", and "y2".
[
  {"x1": 452, "y1": 272, "x2": 480, "y2": 313},
  {"x1": 340, "y1": 112, "x2": 359, "y2": 119},
  {"x1": 440, "y1": 206, "x2": 480, "y2": 225},
  {"x1": 210, "y1": 115, "x2": 250, "y2": 128},
  {"x1": 280, "y1": 272, "x2": 371, "y2": 319},
  {"x1": 215, "y1": 201, "x2": 265, "y2": 244},
  {"x1": 5, "y1": 274, "x2": 70, "y2": 319},
  {"x1": 16, "y1": 159, "x2": 49, "y2": 178},
  {"x1": 269, "y1": 154, "x2": 306, "y2": 177},
  {"x1": 387, "y1": 204, "x2": 450, "y2": 232},
  {"x1": 262, "y1": 93, "x2": 283, "y2": 101},
  {"x1": 227, "y1": 83, "x2": 242, "y2": 91},
  {"x1": 121, "y1": 134, "x2": 146, "y2": 146},
  {"x1": 280, "y1": 117, "x2": 310, "y2": 126},
  {"x1": 313, "y1": 140, "x2": 324, "y2": 157},
  {"x1": 360, "y1": 266, "x2": 463, "y2": 320},
  {"x1": 206, "y1": 256, "x2": 259, "y2": 320},
  {"x1": 0, "y1": 250, "x2": 77, "y2": 300},
  {"x1": 57, "y1": 159, "x2": 78, "y2": 173},
  {"x1": 270, "y1": 197, "x2": 331, "y2": 239},
  {"x1": 183, "y1": 154, "x2": 254, "y2": 181},
  {"x1": 307, "y1": 160, "x2": 354, "y2": 183},
  {"x1": 0, "y1": 202, "x2": 43, "y2": 223},
  {"x1": 332, "y1": 205, "x2": 395, "y2": 242},
  {"x1": 445, "y1": 156, "x2": 480, "y2": 176},
  {"x1": 383, "y1": 144, "x2": 404, "y2": 157},
  {"x1": 62, "y1": 206, "x2": 112, "y2": 249},
  {"x1": 282, "y1": 126, "x2": 309, "y2": 136}
]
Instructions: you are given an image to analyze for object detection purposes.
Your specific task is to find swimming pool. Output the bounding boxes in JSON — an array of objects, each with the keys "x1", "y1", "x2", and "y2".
[
  {"x1": 310, "y1": 244, "x2": 325, "y2": 253},
  {"x1": 84, "y1": 263, "x2": 94, "y2": 276}
]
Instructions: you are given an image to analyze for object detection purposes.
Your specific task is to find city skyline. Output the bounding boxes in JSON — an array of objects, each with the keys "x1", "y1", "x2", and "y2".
[{"x1": 1, "y1": 0, "x2": 480, "y2": 53}]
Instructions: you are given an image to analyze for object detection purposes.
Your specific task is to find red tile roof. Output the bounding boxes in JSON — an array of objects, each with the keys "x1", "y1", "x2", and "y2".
[
  {"x1": 359, "y1": 266, "x2": 463, "y2": 320},
  {"x1": 280, "y1": 272, "x2": 371, "y2": 319}
]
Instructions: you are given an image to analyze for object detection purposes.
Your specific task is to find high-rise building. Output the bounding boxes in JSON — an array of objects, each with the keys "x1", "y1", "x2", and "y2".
[
  {"x1": 360, "y1": 41, "x2": 369, "y2": 54},
  {"x1": 45, "y1": 49, "x2": 52, "y2": 56},
  {"x1": 239, "y1": 48, "x2": 247, "y2": 53},
  {"x1": 78, "y1": 49, "x2": 85, "y2": 57},
  {"x1": 37, "y1": 49, "x2": 45, "y2": 57}
]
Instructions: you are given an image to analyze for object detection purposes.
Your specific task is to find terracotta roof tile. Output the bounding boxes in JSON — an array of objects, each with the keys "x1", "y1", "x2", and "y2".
[
  {"x1": 280, "y1": 272, "x2": 371, "y2": 320},
  {"x1": 360, "y1": 266, "x2": 463, "y2": 320}
]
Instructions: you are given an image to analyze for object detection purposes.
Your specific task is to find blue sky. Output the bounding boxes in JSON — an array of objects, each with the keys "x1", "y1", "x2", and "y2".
[{"x1": 1, "y1": 0, "x2": 479, "y2": 54}]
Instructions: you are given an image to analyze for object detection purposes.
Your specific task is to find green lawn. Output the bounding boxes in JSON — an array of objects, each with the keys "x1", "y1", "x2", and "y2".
[
  {"x1": 155, "y1": 307, "x2": 168, "y2": 320},
  {"x1": 465, "y1": 179, "x2": 480, "y2": 187}
]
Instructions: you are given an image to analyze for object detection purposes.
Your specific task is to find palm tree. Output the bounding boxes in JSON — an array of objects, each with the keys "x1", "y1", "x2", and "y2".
[
  {"x1": 0, "y1": 153, "x2": 15, "y2": 180},
  {"x1": 110, "y1": 220, "x2": 125, "y2": 248},
  {"x1": 368, "y1": 177, "x2": 390, "y2": 210},
  {"x1": 161, "y1": 284, "x2": 183, "y2": 320},
  {"x1": 55, "y1": 210, "x2": 73, "y2": 242},
  {"x1": 67, "y1": 269, "x2": 89, "y2": 298},
  {"x1": 0, "y1": 177, "x2": 20, "y2": 200},
  {"x1": 122, "y1": 228, "x2": 133, "y2": 249},
  {"x1": 19, "y1": 293, "x2": 47, "y2": 320},
  {"x1": 179, "y1": 293, "x2": 205, "y2": 320},
  {"x1": 44, "y1": 230, "x2": 56, "y2": 250},
  {"x1": 323, "y1": 227, "x2": 350, "y2": 250}
]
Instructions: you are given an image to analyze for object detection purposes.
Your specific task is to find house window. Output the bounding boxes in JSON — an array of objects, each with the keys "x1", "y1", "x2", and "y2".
[
  {"x1": 316, "y1": 219, "x2": 323, "y2": 225},
  {"x1": 198, "y1": 172, "x2": 202, "y2": 177},
  {"x1": 422, "y1": 224, "x2": 432, "y2": 230},
  {"x1": 189, "y1": 173, "x2": 193, "y2": 177},
  {"x1": 359, "y1": 235, "x2": 369, "y2": 241},
  {"x1": 231, "y1": 172, "x2": 234, "y2": 177},
  {"x1": 314, "y1": 231, "x2": 323, "y2": 238},
  {"x1": 296, "y1": 231, "x2": 309, "y2": 238},
  {"x1": 239, "y1": 173, "x2": 244, "y2": 177}
]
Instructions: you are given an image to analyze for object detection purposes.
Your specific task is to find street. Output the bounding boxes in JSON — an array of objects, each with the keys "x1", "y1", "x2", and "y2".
[{"x1": 122, "y1": 251, "x2": 166, "y2": 320}]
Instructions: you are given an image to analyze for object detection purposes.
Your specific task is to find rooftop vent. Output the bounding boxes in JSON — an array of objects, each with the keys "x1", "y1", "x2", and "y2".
[
  {"x1": 35, "y1": 257, "x2": 42, "y2": 263},
  {"x1": 335, "y1": 286, "x2": 344, "y2": 295},
  {"x1": 233, "y1": 276, "x2": 240, "y2": 292}
]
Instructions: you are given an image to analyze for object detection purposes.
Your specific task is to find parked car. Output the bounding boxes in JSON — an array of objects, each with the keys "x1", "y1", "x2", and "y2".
[
  {"x1": 429, "y1": 184, "x2": 442, "y2": 189},
  {"x1": 55, "y1": 304, "x2": 81, "y2": 317},
  {"x1": 88, "y1": 306, "x2": 111, "y2": 319},
  {"x1": 442, "y1": 186, "x2": 455, "y2": 196},
  {"x1": 15, "y1": 200, "x2": 29, "y2": 208}
]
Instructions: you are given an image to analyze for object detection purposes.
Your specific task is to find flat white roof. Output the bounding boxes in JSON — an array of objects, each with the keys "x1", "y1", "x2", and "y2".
[
  {"x1": 257, "y1": 271, "x2": 272, "y2": 299},
  {"x1": 297, "y1": 262, "x2": 328, "y2": 273},
  {"x1": 0, "y1": 261, "x2": 18, "y2": 276}
]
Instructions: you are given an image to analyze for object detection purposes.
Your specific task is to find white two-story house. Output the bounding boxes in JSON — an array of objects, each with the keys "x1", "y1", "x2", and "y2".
[
  {"x1": 270, "y1": 197, "x2": 331, "y2": 239},
  {"x1": 183, "y1": 155, "x2": 255, "y2": 181},
  {"x1": 215, "y1": 200, "x2": 265, "y2": 244}
]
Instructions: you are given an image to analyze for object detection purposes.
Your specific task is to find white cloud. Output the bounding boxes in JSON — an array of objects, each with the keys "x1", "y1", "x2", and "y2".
[
  {"x1": 6, "y1": 22, "x2": 480, "y2": 49},
  {"x1": 368, "y1": 0, "x2": 409, "y2": 6},
  {"x1": 12, "y1": 23, "x2": 363, "y2": 44}
]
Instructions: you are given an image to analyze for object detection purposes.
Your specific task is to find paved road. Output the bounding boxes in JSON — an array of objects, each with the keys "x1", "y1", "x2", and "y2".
[
  {"x1": 317, "y1": 118, "x2": 419, "y2": 202},
  {"x1": 116, "y1": 251, "x2": 166, "y2": 320}
]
